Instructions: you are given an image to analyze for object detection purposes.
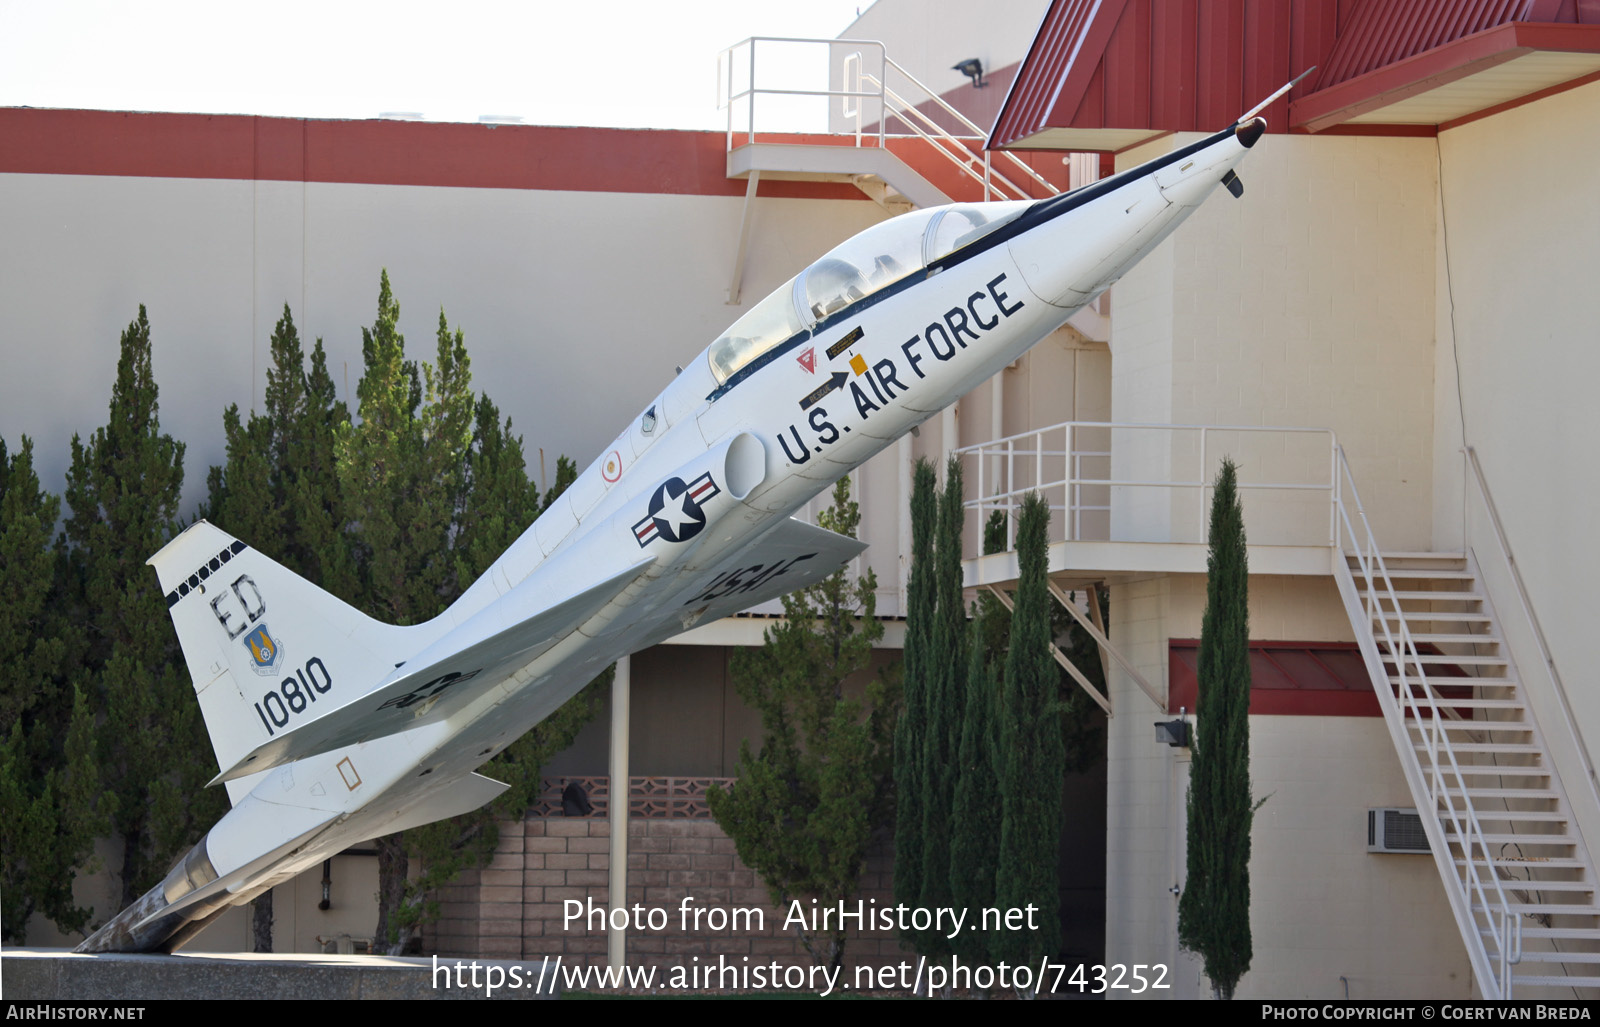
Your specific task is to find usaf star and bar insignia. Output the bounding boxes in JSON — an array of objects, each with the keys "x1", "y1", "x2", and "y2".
[{"x1": 633, "y1": 473, "x2": 721, "y2": 547}]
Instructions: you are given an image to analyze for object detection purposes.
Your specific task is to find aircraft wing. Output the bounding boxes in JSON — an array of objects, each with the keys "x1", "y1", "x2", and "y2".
[
  {"x1": 672, "y1": 517, "x2": 870, "y2": 628},
  {"x1": 212, "y1": 556, "x2": 653, "y2": 784}
]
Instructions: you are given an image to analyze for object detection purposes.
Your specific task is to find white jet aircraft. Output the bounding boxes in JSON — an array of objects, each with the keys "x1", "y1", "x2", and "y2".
[{"x1": 81, "y1": 101, "x2": 1275, "y2": 953}]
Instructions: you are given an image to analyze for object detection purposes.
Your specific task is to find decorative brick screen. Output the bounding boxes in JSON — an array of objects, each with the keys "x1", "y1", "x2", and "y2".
[{"x1": 527, "y1": 776, "x2": 730, "y2": 819}]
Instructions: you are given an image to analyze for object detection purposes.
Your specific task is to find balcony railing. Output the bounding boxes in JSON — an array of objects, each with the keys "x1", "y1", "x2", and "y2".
[{"x1": 952, "y1": 421, "x2": 1340, "y2": 554}]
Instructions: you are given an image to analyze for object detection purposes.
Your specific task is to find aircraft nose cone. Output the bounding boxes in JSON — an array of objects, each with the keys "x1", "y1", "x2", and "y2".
[{"x1": 1235, "y1": 116, "x2": 1267, "y2": 148}]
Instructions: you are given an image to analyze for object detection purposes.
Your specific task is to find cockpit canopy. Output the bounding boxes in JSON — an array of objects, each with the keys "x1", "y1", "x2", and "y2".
[{"x1": 707, "y1": 200, "x2": 1032, "y2": 385}]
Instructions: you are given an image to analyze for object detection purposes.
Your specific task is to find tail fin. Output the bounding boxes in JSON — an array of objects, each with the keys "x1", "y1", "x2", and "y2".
[{"x1": 149, "y1": 521, "x2": 425, "y2": 804}]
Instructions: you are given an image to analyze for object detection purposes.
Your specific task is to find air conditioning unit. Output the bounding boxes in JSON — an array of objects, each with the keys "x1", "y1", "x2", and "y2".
[{"x1": 1368, "y1": 807, "x2": 1430, "y2": 853}]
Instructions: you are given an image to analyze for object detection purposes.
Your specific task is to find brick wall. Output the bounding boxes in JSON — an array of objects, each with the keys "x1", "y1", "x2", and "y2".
[{"x1": 423, "y1": 810, "x2": 908, "y2": 979}]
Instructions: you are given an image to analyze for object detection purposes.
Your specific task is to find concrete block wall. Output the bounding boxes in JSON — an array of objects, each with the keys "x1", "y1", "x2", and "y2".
[{"x1": 424, "y1": 817, "x2": 907, "y2": 977}]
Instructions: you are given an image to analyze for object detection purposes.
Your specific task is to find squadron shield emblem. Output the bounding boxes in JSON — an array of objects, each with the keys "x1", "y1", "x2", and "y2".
[{"x1": 243, "y1": 623, "x2": 285, "y2": 676}]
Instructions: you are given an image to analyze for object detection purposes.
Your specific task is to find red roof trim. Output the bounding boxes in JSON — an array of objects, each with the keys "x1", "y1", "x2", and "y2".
[
  {"x1": 1044, "y1": 0, "x2": 1133, "y2": 138},
  {"x1": 1290, "y1": 21, "x2": 1600, "y2": 131},
  {"x1": 989, "y1": 0, "x2": 1129, "y2": 149},
  {"x1": 0, "y1": 108, "x2": 866, "y2": 201},
  {"x1": 992, "y1": 0, "x2": 1600, "y2": 150}
]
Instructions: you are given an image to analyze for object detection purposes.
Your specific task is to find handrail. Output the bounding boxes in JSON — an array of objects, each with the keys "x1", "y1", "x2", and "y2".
[
  {"x1": 953, "y1": 420, "x2": 1338, "y2": 550},
  {"x1": 881, "y1": 55, "x2": 1060, "y2": 200},
  {"x1": 718, "y1": 36, "x2": 1062, "y2": 205},
  {"x1": 1464, "y1": 446, "x2": 1600, "y2": 823},
  {"x1": 870, "y1": 77, "x2": 1044, "y2": 202},
  {"x1": 1334, "y1": 444, "x2": 1518, "y2": 998}
]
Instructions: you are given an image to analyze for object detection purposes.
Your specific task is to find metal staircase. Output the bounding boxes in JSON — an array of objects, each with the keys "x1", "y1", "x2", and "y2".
[
  {"x1": 718, "y1": 37, "x2": 1065, "y2": 210},
  {"x1": 1333, "y1": 450, "x2": 1600, "y2": 997}
]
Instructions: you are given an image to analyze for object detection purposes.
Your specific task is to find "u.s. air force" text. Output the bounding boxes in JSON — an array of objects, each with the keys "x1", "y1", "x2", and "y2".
[{"x1": 777, "y1": 273, "x2": 1023, "y2": 464}]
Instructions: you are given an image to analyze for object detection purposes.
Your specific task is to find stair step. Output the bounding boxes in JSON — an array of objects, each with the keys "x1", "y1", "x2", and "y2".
[
  {"x1": 1474, "y1": 902, "x2": 1600, "y2": 916},
  {"x1": 1423, "y1": 741, "x2": 1543, "y2": 754},
  {"x1": 1459, "y1": 857, "x2": 1589, "y2": 869},
  {"x1": 1364, "y1": 590, "x2": 1483, "y2": 601},
  {"x1": 1377, "y1": 611, "x2": 1493, "y2": 624},
  {"x1": 1413, "y1": 726, "x2": 1536, "y2": 740},
  {"x1": 1392, "y1": 676, "x2": 1519, "y2": 688},
  {"x1": 1397, "y1": 696, "x2": 1524, "y2": 710},
  {"x1": 1452, "y1": 834, "x2": 1576, "y2": 847},
  {"x1": 1382, "y1": 653, "x2": 1509, "y2": 667},
  {"x1": 1446, "y1": 810, "x2": 1569, "y2": 823},
  {"x1": 1480, "y1": 880, "x2": 1596, "y2": 894},
  {"x1": 1409, "y1": 712, "x2": 1529, "y2": 724},
  {"x1": 1440, "y1": 766, "x2": 1552, "y2": 777},
  {"x1": 1368, "y1": 569, "x2": 1480, "y2": 581},
  {"x1": 1405, "y1": 633, "x2": 1502, "y2": 645},
  {"x1": 1443, "y1": 788, "x2": 1561, "y2": 800},
  {"x1": 1514, "y1": 950, "x2": 1600, "y2": 963},
  {"x1": 1354, "y1": 551, "x2": 1467, "y2": 566},
  {"x1": 1511, "y1": 974, "x2": 1600, "y2": 988},
  {"x1": 1494, "y1": 927, "x2": 1600, "y2": 941}
]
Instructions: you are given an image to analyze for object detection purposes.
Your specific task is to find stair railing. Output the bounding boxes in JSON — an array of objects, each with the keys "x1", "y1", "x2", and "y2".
[
  {"x1": 1463, "y1": 446, "x2": 1600, "y2": 826},
  {"x1": 862, "y1": 56, "x2": 1061, "y2": 201},
  {"x1": 718, "y1": 37, "x2": 1063, "y2": 204},
  {"x1": 1333, "y1": 444, "x2": 1519, "y2": 998}
]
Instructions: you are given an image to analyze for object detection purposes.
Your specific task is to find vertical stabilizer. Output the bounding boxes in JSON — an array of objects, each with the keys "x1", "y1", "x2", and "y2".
[{"x1": 148, "y1": 521, "x2": 429, "y2": 803}]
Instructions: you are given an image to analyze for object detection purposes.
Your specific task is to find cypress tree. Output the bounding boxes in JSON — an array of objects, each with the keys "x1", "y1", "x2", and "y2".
[
  {"x1": 918, "y1": 457, "x2": 967, "y2": 950},
  {"x1": 0, "y1": 438, "x2": 105, "y2": 940},
  {"x1": 993, "y1": 493, "x2": 1063, "y2": 978},
  {"x1": 893, "y1": 459, "x2": 938, "y2": 950},
  {"x1": 706, "y1": 475, "x2": 893, "y2": 969},
  {"x1": 949, "y1": 500, "x2": 1010, "y2": 972},
  {"x1": 949, "y1": 617, "x2": 1001, "y2": 970},
  {"x1": 1178, "y1": 457, "x2": 1256, "y2": 999},
  {"x1": 63, "y1": 306, "x2": 226, "y2": 905}
]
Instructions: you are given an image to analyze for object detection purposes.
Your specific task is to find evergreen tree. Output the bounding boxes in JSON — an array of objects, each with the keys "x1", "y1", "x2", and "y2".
[
  {"x1": 892, "y1": 460, "x2": 938, "y2": 951},
  {"x1": 993, "y1": 493, "x2": 1063, "y2": 978},
  {"x1": 63, "y1": 307, "x2": 226, "y2": 906},
  {"x1": 337, "y1": 284, "x2": 474, "y2": 627},
  {"x1": 379, "y1": 394, "x2": 600, "y2": 949},
  {"x1": 205, "y1": 305, "x2": 353, "y2": 950},
  {"x1": 1178, "y1": 457, "x2": 1256, "y2": 999},
  {"x1": 0, "y1": 438, "x2": 104, "y2": 940},
  {"x1": 707, "y1": 475, "x2": 896, "y2": 970},
  {"x1": 948, "y1": 501, "x2": 1010, "y2": 972},
  {"x1": 918, "y1": 457, "x2": 966, "y2": 952},
  {"x1": 208, "y1": 305, "x2": 354, "y2": 595},
  {"x1": 948, "y1": 617, "x2": 1000, "y2": 970},
  {"x1": 328, "y1": 274, "x2": 602, "y2": 952}
]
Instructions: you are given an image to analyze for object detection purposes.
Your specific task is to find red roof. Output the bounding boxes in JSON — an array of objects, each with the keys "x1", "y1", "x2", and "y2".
[{"x1": 990, "y1": 0, "x2": 1600, "y2": 150}]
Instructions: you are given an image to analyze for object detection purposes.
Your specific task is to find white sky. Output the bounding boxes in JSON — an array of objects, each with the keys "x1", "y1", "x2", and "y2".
[{"x1": 0, "y1": 0, "x2": 871, "y2": 129}]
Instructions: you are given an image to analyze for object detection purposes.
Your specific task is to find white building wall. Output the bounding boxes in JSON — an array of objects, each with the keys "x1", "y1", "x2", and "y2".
[
  {"x1": 1109, "y1": 132, "x2": 1437, "y2": 551},
  {"x1": 0, "y1": 172, "x2": 885, "y2": 516},
  {"x1": 1106, "y1": 575, "x2": 1474, "y2": 999},
  {"x1": 1429, "y1": 78, "x2": 1600, "y2": 853},
  {"x1": 842, "y1": 0, "x2": 1050, "y2": 95}
]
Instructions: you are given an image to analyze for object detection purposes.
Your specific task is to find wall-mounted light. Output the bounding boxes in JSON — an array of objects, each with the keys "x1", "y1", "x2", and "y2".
[
  {"x1": 1155, "y1": 707, "x2": 1190, "y2": 747},
  {"x1": 952, "y1": 58, "x2": 986, "y2": 89}
]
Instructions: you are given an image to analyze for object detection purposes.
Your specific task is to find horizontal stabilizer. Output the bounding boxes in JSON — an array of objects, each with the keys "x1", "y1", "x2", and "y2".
[
  {"x1": 212, "y1": 555, "x2": 653, "y2": 783},
  {"x1": 673, "y1": 517, "x2": 868, "y2": 626},
  {"x1": 349, "y1": 773, "x2": 510, "y2": 842}
]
